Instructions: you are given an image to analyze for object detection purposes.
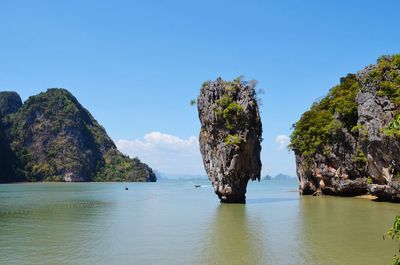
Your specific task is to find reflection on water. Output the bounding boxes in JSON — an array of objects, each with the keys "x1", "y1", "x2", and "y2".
[
  {"x1": 247, "y1": 197, "x2": 298, "y2": 204},
  {"x1": 0, "y1": 199, "x2": 109, "y2": 265},
  {"x1": 297, "y1": 196, "x2": 398, "y2": 265},
  {"x1": 200, "y1": 204, "x2": 265, "y2": 265},
  {"x1": 0, "y1": 180, "x2": 399, "y2": 265}
]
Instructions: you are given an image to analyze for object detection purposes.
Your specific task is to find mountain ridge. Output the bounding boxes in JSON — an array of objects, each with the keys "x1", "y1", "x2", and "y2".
[{"x1": 0, "y1": 88, "x2": 156, "y2": 183}]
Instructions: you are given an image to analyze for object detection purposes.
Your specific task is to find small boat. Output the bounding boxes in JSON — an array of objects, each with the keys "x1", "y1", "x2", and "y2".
[
  {"x1": 194, "y1": 185, "x2": 201, "y2": 188},
  {"x1": 125, "y1": 187, "x2": 129, "y2": 190}
]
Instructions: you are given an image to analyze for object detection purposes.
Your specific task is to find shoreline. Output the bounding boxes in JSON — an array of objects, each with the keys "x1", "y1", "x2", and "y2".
[{"x1": 356, "y1": 194, "x2": 378, "y2": 200}]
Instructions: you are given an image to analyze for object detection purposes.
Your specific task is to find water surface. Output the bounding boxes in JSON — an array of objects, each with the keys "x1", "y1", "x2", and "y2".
[{"x1": 0, "y1": 180, "x2": 399, "y2": 265}]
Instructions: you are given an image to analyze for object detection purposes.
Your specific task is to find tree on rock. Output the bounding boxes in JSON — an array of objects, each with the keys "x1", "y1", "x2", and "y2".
[{"x1": 197, "y1": 77, "x2": 262, "y2": 203}]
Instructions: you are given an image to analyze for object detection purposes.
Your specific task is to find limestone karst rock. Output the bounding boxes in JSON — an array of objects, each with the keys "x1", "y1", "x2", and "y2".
[
  {"x1": 290, "y1": 55, "x2": 400, "y2": 201},
  {"x1": 0, "y1": 88, "x2": 156, "y2": 183},
  {"x1": 197, "y1": 77, "x2": 262, "y2": 203},
  {"x1": 0, "y1": 91, "x2": 22, "y2": 117},
  {"x1": 0, "y1": 92, "x2": 23, "y2": 182}
]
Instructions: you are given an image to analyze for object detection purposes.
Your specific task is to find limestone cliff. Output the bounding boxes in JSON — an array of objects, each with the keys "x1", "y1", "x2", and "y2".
[
  {"x1": 290, "y1": 55, "x2": 400, "y2": 201},
  {"x1": 0, "y1": 88, "x2": 156, "y2": 183},
  {"x1": 0, "y1": 92, "x2": 23, "y2": 182},
  {"x1": 0, "y1": 92, "x2": 22, "y2": 117},
  {"x1": 197, "y1": 77, "x2": 262, "y2": 203}
]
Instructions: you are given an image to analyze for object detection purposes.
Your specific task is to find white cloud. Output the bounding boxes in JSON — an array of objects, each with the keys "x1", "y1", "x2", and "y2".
[
  {"x1": 275, "y1": 134, "x2": 290, "y2": 151},
  {"x1": 115, "y1": 132, "x2": 205, "y2": 176}
]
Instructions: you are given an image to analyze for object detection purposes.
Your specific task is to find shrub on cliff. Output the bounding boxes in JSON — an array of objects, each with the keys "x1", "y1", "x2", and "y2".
[
  {"x1": 290, "y1": 54, "x2": 400, "y2": 198},
  {"x1": 289, "y1": 74, "x2": 359, "y2": 158},
  {"x1": 197, "y1": 77, "x2": 262, "y2": 203},
  {"x1": 0, "y1": 88, "x2": 156, "y2": 182},
  {"x1": 95, "y1": 149, "x2": 156, "y2": 182},
  {"x1": 368, "y1": 55, "x2": 400, "y2": 137}
]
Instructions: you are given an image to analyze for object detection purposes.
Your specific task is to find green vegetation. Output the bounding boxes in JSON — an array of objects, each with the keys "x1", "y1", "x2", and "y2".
[
  {"x1": 0, "y1": 91, "x2": 22, "y2": 117},
  {"x1": 290, "y1": 74, "x2": 359, "y2": 158},
  {"x1": 291, "y1": 54, "x2": 400, "y2": 159},
  {"x1": 389, "y1": 115, "x2": 400, "y2": 130},
  {"x1": 212, "y1": 77, "x2": 252, "y2": 147},
  {"x1": 190, "y1": 99, "x2": 196, "y2": 106},
  {"x1": 367, "y1": 55, "x2": 400, "y2": 137},
  {"x1": 225, "y1": 134, "x2": 243, "y2": 146},
  {"x1": 202, "y1": 81, "x2": 210, "y2": 89},
  {"x1": 350, "y1": 124, "x2": 369, "y2": 141},
  {"x1": 6, "y1": 89, "x2": 103, "y2": 181},
  {"x1": 214, "y1": 84, "x2": 246, "y2": 132},
  {"x1": 95, "y1": 150, "x2": 155, "y2": 182},
  {"x1": 221, "y1": 102, "x2": 245, "y2": 130},
  {"x1": 353, "y1": 147, "x2": 368, "y2": 172},
  {"x1": 233, "y1": 75, "x2": 245, "y2": 84},
  {"x1": 371, "y1": 55, "x2": 400, "y2": 104},
  {"x1": 0, "y1": 88, "x2": 156, "y2": 183},
  {"x1": 367, "y1": 176, "x2": 373, "y2": 185},
  {"x1": 384, "y1": 114, "x2": 400, "y2": 137},
  {"x1": 386, "y1": 215, "x2": 400, "y2": 265}
]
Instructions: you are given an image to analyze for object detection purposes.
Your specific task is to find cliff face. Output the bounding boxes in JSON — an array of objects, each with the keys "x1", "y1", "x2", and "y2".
[
  {"x1": 0, "y1": 92, "x2": 23, "y2": 182},
  {"x1": 0, "y1": 92, "x2": 22, "y2": 117},
  {"x1": 197, "y1": 77, "x2": 262, "y2": 203},
  {"x1": 0, "y1": 88, "x2": 156, "y2": 183},
  {"x1": 290, "y1": 55, "x2": 400, "y2": 201}
]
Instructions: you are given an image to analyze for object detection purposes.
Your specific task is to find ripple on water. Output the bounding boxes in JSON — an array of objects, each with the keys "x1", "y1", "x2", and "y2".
[{"x1": 0, "y1": 181, "x2": 399, "y2": 265}]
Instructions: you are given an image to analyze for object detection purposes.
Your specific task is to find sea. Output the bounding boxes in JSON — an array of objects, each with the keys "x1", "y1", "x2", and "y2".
[{"x1": 0, "y1": 179, "x2": 399, "y2": 265}]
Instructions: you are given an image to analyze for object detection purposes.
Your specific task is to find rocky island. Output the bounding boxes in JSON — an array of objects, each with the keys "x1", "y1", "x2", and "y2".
[
  {"x1": 197, "y1": 77, "x2": 262, "y2": 203},
  {"x1": 290, "y1": 54, "x2": 400, "y2": 201},
  {"x1": 0, "y1": 88, "x2": 156, "y2": 183}
]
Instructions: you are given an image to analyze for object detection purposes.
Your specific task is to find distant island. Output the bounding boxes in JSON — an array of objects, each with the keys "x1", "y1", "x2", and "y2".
[
  {"x1": 262, "y1": 174, "x2": 295, "y2": 180},
  {"x1": 274, "y1": 174, "x2": 295, "y2": 180},
  {"x1": 0, "y1": 89, "x2": 156, "y2": 183},
  {"x1": 263, "y1": 175, "x2": 272, "y2": 180},
  {"x1": 154, "y1": 171, "x2": 208, "y2": 180},
  {"x1": 290, "y1": 54, "x2": 400, "y2": 201}
]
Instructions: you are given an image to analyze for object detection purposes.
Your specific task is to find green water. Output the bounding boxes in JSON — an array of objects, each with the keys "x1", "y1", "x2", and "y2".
[{"x1": 0, "y1": 180, "x2": 399, "y2": 265}]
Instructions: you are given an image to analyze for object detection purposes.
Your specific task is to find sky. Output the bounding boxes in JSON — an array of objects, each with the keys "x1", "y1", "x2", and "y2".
[{"x1": 1, "y1": 0, "x2": 399, "y2": 178}]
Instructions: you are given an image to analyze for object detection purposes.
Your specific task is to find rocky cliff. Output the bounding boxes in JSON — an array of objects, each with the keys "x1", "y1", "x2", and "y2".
[
  {"x1": 0, "y1": 88, "x2": 156, "y2": 183},
  {"x1": 0, "y1": 92, "x2": 23, "y2": 182},
  {"x1": 0, "y1": 92, "x2": 22, "y2": 117},
  {"x1": 290, "y1": 55, "x2": 400, "y2": 201},
  {"x1": 197, "y1": 77, "x2": 262, "y2": 203}
]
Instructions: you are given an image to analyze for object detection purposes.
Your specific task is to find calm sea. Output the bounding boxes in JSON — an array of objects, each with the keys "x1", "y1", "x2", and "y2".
[{"x1": 0, "y1": 179, "x2": 399, "y2": 265}]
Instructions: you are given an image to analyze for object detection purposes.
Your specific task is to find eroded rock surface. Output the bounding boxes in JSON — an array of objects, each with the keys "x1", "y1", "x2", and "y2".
[
  {"x1": 0, "y1": 88, "x2": 156, "y2": 183},
  {"x1": 197, "y1": 77, "x2": 262, "y2": 203},
  {"x1": 291, "y1": 55, "x2": 400, "y2": 201}
]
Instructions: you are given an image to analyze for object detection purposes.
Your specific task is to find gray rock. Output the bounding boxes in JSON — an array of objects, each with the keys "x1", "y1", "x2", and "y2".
[
  {"x1": 293, "y1": 56, "x2": 400, "y2": 201},
  {"x1": 197, "y1": 78, "x2": 262, "y2": 203},
  {"x1": 322, "y1": 178, "x2": 368, "y2": 196},
  {"x1": 356, "y1": 68, "x2": 399, "y2": 183},
  {"x1": 368, "y1": 183, "x2": 400, "y2": 201}
]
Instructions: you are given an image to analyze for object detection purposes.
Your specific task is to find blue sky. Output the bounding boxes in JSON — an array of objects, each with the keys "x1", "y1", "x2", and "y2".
[{"x1": 1, "y1": 0, "x2": 399, "y2": 177}]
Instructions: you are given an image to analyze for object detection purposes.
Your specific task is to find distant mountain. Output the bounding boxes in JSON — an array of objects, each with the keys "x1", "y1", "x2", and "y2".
[
  {"x1": 0, "y1": 89, "x2": 156, "y2": 183},
  {"x1": 178, "y1": 175, "x2": 208, "y2": 181},
  {"x1": 262, "y1": 174, "x2": 295, "y2": 180},
  {"x1": 262, "y1": 175, "x2": 272, "y2": 180},
  {"x1": 274, "y1": 174, "x2": 295, "y2": 180},
  {"x1": 155, "y1": 173, "x2": 208, "y2": 180}
]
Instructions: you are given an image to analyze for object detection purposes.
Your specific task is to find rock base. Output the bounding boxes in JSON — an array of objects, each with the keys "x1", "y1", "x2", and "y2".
[
  {"x1": 368, "y1": 183, "x2": 400, "y2": 202},
  {"x1": 219, "y1": 194, "x2": 246, "y2": 204}
]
